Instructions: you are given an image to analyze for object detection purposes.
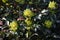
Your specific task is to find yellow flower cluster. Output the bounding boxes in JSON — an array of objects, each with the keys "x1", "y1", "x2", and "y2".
[
  {"x1": 9, "y1": 21, "x2": 18, "y2": 32},
  {"x1": 23, "y1": 9, "x2": 34, "y2": 18},
  {"x1": 44, "y1": 20, "x2": 52, "y2": 28},
  {"x1": 48, "y1": 1, "x2": 57, "y2": 9},
  {"x1": 2, "y1": 0, "x2": 8, "y2": 3},
  {"x1": 25, "y1": 18, "x2": 32, "y2": 26}
]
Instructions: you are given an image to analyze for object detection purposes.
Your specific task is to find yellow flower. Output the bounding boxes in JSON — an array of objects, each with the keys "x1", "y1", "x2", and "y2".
[
  {"x1": 48, "y1": 1, "x2": 57, "y2": 9},
  {"x1": 25, "y1": 18, "x2": 32, "y2": 26},
  {"x1": 23, "y1": 9, "x2": 34, "y2": 18},
  {"x1": 44, "y1": 20, "x2": 52, "y2": 28},
  {"x1": 2, "y1": 0, "x2": 8, "y2": 3},
  {"x1": 9, "y1": 21, "x2": 18, "y2": 32},
  {"x1": 26, "y1": 27, "x2": 30, "y2": 30},
  {"x1": 6, "y1": 3, "x2": 9, "y2": 5}
]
